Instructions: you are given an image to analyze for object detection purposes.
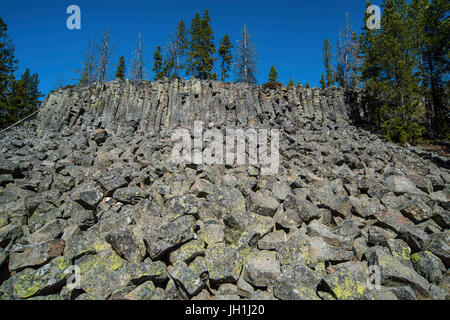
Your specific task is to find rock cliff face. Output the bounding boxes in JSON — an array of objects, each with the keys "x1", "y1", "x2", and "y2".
[
  {"x1": 0, "y1": 80, "x2": 449, "y2": 301},
  {"x1": 36, "y1": 79, "x2": 360, "y2": 134}
]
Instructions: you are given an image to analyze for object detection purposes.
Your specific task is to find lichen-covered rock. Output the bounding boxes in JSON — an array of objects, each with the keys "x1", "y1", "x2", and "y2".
[
  {"x1": 424, "y1": 231, "x2": 450, "y2": 268},
  {"x1": 169, "y1": 239, "x2": 205, "y2": 264},
  {"x1": 143, "y1": 215, "x2": 196, "y2": 260},
  {"x1": 0, "y1": 78, "x2": 448, "y2": 301},
  {"x1": 364, "y1": 246, "x2": 430, "y2": 298},
  {"x1": 411, "y1": 251, "x2": 446, "y2": 284},
  {"x1": 168, "y1": 261, "x2": 204, "y2": 297},
  {"x1": 0, "y1": 256, "x2": 71, "y2": 299},
  {"x1": 126, "y1": 260, "x2": 168, "y2": 285},
  {"x1": 321, "y1": 261, "x2": 368, "y2": 300},
  {"x1": 75, "y1": 249, "x2": 129, "y2": 299},
  {"x1": 274, "y1": 261, "x2": 321, "y2": 300},
  {"x1": 205, "y1": 243, "x2": 242, "y2": 285}
]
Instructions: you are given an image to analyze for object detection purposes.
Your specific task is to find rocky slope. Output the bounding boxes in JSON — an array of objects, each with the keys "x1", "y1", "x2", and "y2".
[{"x1": 0, "y1": 79, "x2": 448, "y2": 300}]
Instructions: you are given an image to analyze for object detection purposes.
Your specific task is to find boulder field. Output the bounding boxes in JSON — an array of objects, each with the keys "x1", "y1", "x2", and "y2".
[{"x1": 0, "y1": 79, "x2": 448, "y2": 300}]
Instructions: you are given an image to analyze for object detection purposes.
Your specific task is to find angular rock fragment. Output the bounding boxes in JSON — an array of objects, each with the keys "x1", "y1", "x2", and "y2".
[
  {"x1": 274, "y1": 261, "x2": 321, "y2": 300},
  {"x1": 243, "y1": 250, "x2": 281, "y2": 288},
  {"x1": 71, "y1": 181, "x2": 103, "y2": 209},
  {"x1": 106, "y1": 227, "x2": 145, "y2": 263},
  {"x1": 169, "y1": 261, "x2": 204, "y2": 297},
  {"x1": 143, "y1": 215, "x2": 196, "y2": 260},
  {"x1": 9, "y1": 239, "x2": 65, "y2": 272},
  {"x1": 411, "y1": 251, "x2": 446, "y2": 284},
  {"x1": 364, "y1": 246, "x2": 430, "y2": 298},
  {"x1": 113, "y1": 186, "x2": 146, "y2": 205},
  {"x1": 248, "y1": 189, "x2": 279, "y2": 217},
  {"x1": 0, "y1": 256, "x2": 71, "y2": 299},
  {"x1": 321, "y1": 261, "x2": 368, "y2": 300},
  {"x1": 205, "y1": 243, "x2": 242, "y2": 285}
]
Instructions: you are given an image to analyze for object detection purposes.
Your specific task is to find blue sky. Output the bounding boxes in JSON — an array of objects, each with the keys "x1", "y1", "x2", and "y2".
[{"x1": 0, "y1": 0, "x2": 378, "y2": 97}]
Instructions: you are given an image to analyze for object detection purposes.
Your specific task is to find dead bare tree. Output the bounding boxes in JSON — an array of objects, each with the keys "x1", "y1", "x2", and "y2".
[
  {"x1": 234, "y1": 24, "x2": 258, "y2": 84},
  {"x1": 130, "y1": 32, "x2": 146, "y2": 81},
  {"x1": 335, "y1": 13, "x2": 360, "y2": 89},
  {"x1": 95, "y1": 26, "x2": 114, "y2": 83}
]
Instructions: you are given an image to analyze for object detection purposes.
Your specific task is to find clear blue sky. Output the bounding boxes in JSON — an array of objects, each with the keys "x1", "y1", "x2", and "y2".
[{"x1": 0, "y1": 0, "x2": 378, "y2": 97}]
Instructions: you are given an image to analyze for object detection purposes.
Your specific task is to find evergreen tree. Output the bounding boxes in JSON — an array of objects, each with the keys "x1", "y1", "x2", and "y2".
[
  {"x1": 187, "y1": 10, "x2": 216, "y2": 80},
  {"x1": 173, "y1": 19, "x2": 188, "y2": 78},
  {"x1": 323, "y1": 38, "x2": 334, "y2": 87},
  {"x1": 115, "y1": 56, "x2": 126, "y2": 80},
  {"x1": 79, "y1": 66, "x2": 90, "y2": 86},
  {"x1": 305, "y1": 82, "x2": 310, "y2": 88},
  {"x1": 360, "y1": 0, "x2": 425, "y2": 145},
  {"x1": 152, "y1": 46, "x2": 164, "y2": 80},
  {"x1": 320, "y1": 73, "x2": 326, "y2": 89},
  {"x1": 268, "y1": 66, "x2": 278, "y2": 82},
  {"x1": 218, "y1": 34, "x2": 233, "y2": 81},
  {"x1": 287, "y1": 78, "x2": 295, "y2": 87},
  {"x1": 410, "y1": 0, "x2": 449, "y2": 137},
  {"x1": 7, "y1": 69, "x2": 42, "y2": 123},
  {"x1": 0, "y1": 17, "x2": 18, "y2": 128}
]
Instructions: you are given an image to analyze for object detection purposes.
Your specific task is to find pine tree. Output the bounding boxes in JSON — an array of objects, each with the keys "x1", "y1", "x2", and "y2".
[
  {"x1": 305, "y1": 82, "x2": 310, "y2": 88},
  {"x1": 186, "y1": 10, "x2": 216, "y2": 80},
  {"x1": 360, "y1": 0, "x2": 425, "y2": 145},
  {"x1": 320, "y1": 73, "x2": 326, "y2": 89},
  {"x1": 268, "y1": 66, "x2": 278, "y2": 82},
  {"x1": 234, "y1": 24, "x2": 258, "y2": 84},
  {"x1": 8, "y1": 69, "x2": 42, "y2": 123},
  {"x1": 287, "y1": 78, "x2": 295, "y2": 87},
  {"x1": 172, "y1": 19, "x2": 188, "y2": 78},
  {"x1": 152, "y1": 46, "x2": 164, "y2": 80},
  {"x1": 410, "y1": 0, "x2": 449, "y2": 138},
  {"x1": 323, "y1": 38, "x2": 334, "y2": 87},
  {"x1": 0, "y1": 17, "x2": 18, "y2": 128},
  {"x1": 115, "y1": 56, "x2": 126, "y2": 80},
  {"x1": 218, "y1": 34, "x2": 233, "y2": 81},
  {"x1": 79, "y1": 66, "x2": 90, "y2": 86}
]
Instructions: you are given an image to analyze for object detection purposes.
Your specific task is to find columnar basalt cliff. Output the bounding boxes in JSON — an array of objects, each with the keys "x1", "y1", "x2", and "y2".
[
  {"x1": 36, "y1": 79, "x2": 361, "y2": 134},
  {"x1": 0, "y1": 80, "x2": 448, "y2": 301}
]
